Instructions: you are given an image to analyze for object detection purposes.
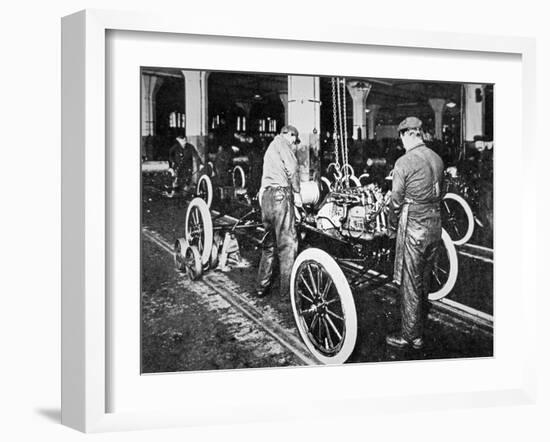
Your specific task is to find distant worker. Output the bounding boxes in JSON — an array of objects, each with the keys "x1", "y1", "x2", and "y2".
[
  {"x1": 168, "y1": 135, "x2": 202, "y2": 191},
  {"x1": 387, "y1": 117, "x2": 444, "y2": 350},
  {"x1": 255, "y1": 125, "x2": 302, "y2": 298},
  {"x1": 214, "y1": 143, "x2": 232, "y2": 186}
]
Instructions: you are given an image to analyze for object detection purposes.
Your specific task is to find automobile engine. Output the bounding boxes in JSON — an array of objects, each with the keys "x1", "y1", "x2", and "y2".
[{"x1": 315, "y1": 184, "x2": 391, "y2": 240}]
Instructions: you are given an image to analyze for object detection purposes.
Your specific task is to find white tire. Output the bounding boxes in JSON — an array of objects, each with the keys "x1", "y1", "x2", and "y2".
[
  {"x1": 428, "y1": 229, "x2": 458, "y2": 301},
  {"x1": 185, "y1": 197, "x2": 213, "y2": 266},
  {"x1": 232, "y1": 165, "x2": 246, "y2": 189},
  {"x1": 185, "y1": 245, "x2": 203, "y2": 281},
  {"x1": 173, "y1": 237, "x2": 188, "y2": 271},
  {"x1": 196, "y1": 174, "x2": 213, "y2": 208},
  {"x1": 257, "y1": 187, "x2": 265, "y2": 208},
  {"x1": 442, "y1": 192, "x2": 475, "y2": 246},
  {"x1": 290, "y1": 248, "x2": 357, "y2": 364}
]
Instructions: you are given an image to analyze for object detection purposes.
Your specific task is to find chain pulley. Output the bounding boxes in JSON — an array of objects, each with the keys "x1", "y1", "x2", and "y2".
[
  {"x1": 331, "y1": 77, "x2": 352, "y2": 187},
  {"x1": 330, "y1": 77, "x2": 341, "y2": 173}
]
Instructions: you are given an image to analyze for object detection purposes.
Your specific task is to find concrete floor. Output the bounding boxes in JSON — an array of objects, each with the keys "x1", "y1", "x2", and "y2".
[{"x1": 141, "y1": 173, "x2": 493, "y2": 373}]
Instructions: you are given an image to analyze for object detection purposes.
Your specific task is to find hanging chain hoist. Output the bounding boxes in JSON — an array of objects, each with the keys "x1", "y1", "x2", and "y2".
[
  {"x1": 330, "y1": 76, "x2": 353, "y2": 188},
  {"x1": 330, "y1": 77, "x2": 341, "y2": 174},
  {"x1": 341, "y1": 77, "x2": 350, "y2": 185}
]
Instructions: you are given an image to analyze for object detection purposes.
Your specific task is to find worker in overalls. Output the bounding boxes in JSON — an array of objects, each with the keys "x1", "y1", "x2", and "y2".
[
  {"x1": 255, "y1": 125, "x2": 302, "y2": 298},
  {"x1": 168, "y1": 135, "x2": 202, "y2": 191},
  {"x1": 387, "y1": 117, "x2": 444, "y2": 349}
]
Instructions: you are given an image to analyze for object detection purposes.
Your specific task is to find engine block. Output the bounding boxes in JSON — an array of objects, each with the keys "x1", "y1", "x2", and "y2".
[{"x1": 315, "y1": 184, "x2": 391, "y2": 239}]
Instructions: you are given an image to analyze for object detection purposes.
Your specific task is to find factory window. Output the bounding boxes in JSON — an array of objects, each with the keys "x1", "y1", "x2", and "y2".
[{"x1": 169, "y1": 111, "x2": 185, "y2": 129}]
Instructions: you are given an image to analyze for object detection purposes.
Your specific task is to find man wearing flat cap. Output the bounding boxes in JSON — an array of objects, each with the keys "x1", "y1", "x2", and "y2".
[
  {"x1": 255, "y1": 125, "x2": 303, "y2": 298},
  {"x1": 387, "y1": 117, "x2": 444, "y2": 350}
]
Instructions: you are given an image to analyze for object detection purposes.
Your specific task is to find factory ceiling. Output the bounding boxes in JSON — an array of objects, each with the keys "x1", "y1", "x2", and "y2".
[{"x1": 143, "y1": 67, "x2": 479, "y2": 123}]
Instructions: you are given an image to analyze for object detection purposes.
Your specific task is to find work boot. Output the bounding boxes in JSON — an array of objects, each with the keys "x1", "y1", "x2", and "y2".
[
  {"x1": 254, "y1": 286, "x2": 271, "y2": 298},
  {"x1": 385, "y1": 334, "x2": 424, "y2": 350}
]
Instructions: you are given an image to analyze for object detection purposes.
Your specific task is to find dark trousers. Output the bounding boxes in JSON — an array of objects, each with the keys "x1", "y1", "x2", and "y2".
[
  {"x1": 399, "y1": 215, "x2": 441, "y2": 340},
  {"x1": 174, "y1": 162, "x2": 192, "y2": 187},
  {"x1": 257, "y1": 187, "x2": 298, "y2": 297}
]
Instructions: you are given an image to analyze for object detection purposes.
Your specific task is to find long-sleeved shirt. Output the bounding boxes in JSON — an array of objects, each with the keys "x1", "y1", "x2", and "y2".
[
  {"x1": 260, "y1": 135, "x2": 301, "y2": 193},
  {"x1": 390, "y1": 143, "x2": 444, "y2": 227},
  {"x1": 169, "y1": 141, "x2": 202, "y2": 168}
]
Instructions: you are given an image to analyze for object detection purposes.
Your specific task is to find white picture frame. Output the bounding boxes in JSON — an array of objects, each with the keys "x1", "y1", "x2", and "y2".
[{"x1": 61, "y1": 9, "x2": 537, "y2": 433}]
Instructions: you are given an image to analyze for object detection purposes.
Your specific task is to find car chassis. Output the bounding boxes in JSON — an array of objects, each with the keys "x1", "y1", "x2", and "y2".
[{"x1": 177, "y1": 172, "x2": 458, "y2": 364}]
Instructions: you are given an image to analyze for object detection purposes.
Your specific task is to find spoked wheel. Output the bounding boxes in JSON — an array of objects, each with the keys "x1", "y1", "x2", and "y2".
[
  {"x1": 196, "y1": 174, "x2": 213, "y2": 208},
  {"x1": 441, "y1": 192, "x2": 474, "y2": 246},
  {"x1": 209, "y1": 233, "x2": 222, "y2": 270},
  {"x1": 290, "y1": 248, "x2": 357, "y2": 365},
  {"x1": 428, "y1": 229, "x2": 458, "y2": 301},
  {"x1": 184, "y1": 197, "x2": 213, "y2": 267},
  {"x1": 185, "y1": 245, "x2": 203, "y2": 280},
  {"x1": 232, "y1": 165, "x2": 246, "y2": 189},
  {"x1": 173, "y1": 237, "x2": 188, "y2": 271}
]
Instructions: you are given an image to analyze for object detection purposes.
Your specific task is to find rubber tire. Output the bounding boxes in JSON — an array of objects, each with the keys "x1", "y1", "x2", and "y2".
[
  {"x1": 232, "y1": 165, "x2": 246, "y2": 189},
  {"x1": 209, "y1": 234, "x2": 221, "y2": 270},
  {"x1": 290, "y1": 248, "x2": 358, "y2": 365},
  {"x1": 257, "y1": 187, "x2": 265, "y2": 208},
  {"x1": 197, "y1": 174, "x2": 213, "y2": 208},
  {"x1": 185, "y1": 197, "x2": 213, "y2": 267},
  {"x1": 173, "y1": 237, "x2": 188, "y2": 271},
  {"x1": 185, "y1": 245, "x2": 203, "y2": 281},
  {"x1": 442, "y1": 192, "x2": 475, "y2": 246},
  {"x1": 428, "y1": 229, "x2": 458, "y2": 301}
]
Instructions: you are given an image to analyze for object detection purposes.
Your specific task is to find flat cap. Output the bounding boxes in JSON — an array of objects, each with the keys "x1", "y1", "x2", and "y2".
[
  {"x1": 281, "y1": 124, "x2": 300, "y2": 143},
  {"x1": 397, "y1": 116, "x2": 423, "y2": 132},
  {"x1": 281, "y1": 124, "x2": 299, "y2": 136}
]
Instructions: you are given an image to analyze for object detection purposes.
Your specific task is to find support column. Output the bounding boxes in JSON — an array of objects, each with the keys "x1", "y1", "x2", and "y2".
[
  {"x1": 182, "y1": 70, "x2": 209, "y2": 160},
  {"x1": 464, "y1": 84, "x2": 485, "y2": 141},
  {"x1": 346, "y1": 81, "x2": 372, "y2": 140},
  {"x1": 278, "y1": 93, "x2": 288, "y2": 125},
  {"x1": 366, "y1": 104, "x2": 381, "y2": 140},
  {"x1": 182, "y1": 70, "x2": 209, "y2": 182},
  {"x1": 428, "y1": 98, "x2": 446, "y2": 140},
  {"x1": 287, "y1": 76, "x2": 321, "y2": 181}
]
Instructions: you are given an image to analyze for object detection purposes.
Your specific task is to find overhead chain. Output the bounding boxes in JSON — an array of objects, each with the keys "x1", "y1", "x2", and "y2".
[
  {"x1": 341, "y1": 78, "x2": 349, "y2": 185},
  {"x1": 330, "y1": 77, "x2": 341, "y2": 171},
  {"x1": 336, "y1": 77, "x2": 346, "y2": 184}
]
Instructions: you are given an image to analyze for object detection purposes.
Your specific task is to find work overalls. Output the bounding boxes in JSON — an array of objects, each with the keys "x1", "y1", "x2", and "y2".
[
  {"x1": 257, "y1": 186, "x2": 298, "y2": 297},
  {"x1": 393, "y1": 147, "x2": 443, "y2": 341}
]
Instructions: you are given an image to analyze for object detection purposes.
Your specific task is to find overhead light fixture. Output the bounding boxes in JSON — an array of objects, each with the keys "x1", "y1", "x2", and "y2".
[
  {"x1": 253, "y1": 94, "x2": 262, "y2": 100},
  {"x1": 446, "y1": 101, "x2": 456, "y2": 108}
]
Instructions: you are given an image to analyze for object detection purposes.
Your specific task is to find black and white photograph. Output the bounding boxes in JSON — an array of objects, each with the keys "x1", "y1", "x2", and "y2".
[
  {"x1": 140, "y1": 69, "x2": 494, "y2": 372},
  {"x1": 4, "y1": 0, "x2": 548, "y2": 438}
]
